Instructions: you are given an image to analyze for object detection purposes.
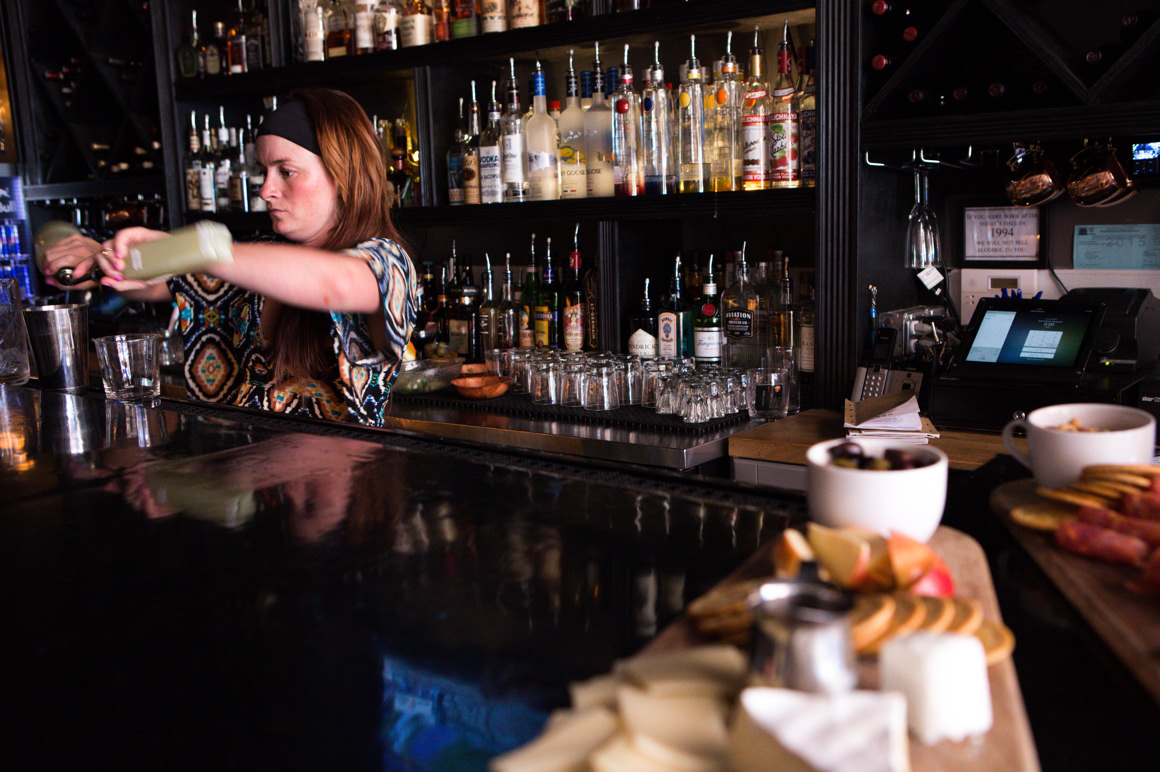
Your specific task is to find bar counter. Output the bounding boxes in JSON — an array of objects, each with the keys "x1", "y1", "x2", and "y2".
[{"x1": 0, "y1": 383, "x2": 802, "y2": 770}]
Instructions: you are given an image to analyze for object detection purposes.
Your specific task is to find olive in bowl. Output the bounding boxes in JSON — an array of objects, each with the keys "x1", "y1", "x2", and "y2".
[{"x1": 806, "y1": 438, "x2": 948, "y2": 543}]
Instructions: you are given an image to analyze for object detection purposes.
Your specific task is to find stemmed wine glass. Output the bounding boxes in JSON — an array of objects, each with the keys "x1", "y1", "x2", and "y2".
[{"x1": 904, "y1": 162, "x2": 942, "y2": 271}]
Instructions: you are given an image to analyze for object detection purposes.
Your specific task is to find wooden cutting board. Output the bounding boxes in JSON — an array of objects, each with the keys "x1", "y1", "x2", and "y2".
[{"x1": 990, "y1": 478, "x2": 1160, "y2": 706}]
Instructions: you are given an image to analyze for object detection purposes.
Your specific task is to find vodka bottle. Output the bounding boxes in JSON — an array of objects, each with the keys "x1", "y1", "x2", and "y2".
[
  {"x1": 580, "y1": 69, "x2": 593, "y2": 111},
  {"x1": 641, "y1": 42, "x2": 674, "y2": 195},
  {"x1": 478, "y1": 80, "x2": 504, "y2": 204},
  {"x1": 676, "y1": 35, "x2": 706, "y2": 193},
  {"x1": 584, "y1": 42, "x2": 615, "y2": 197},
  {"x1": 741, "y1": 26, "x2": 771, "y2": 191},
  {"x1": 709, "y1": 31, "x2": 743, "y2": 192},
  {"x1": 798, "y1": 39, "x2": 817, "y2": 188},
  {"x1": 611, "y1": 44, "x2": 643, "y2": 197},
  {"x1": 501, "y1": 58, "x2": 530, "y2": 202},
  {"x1": 558, "y1": 50, "x2": 588, "y2": 199},
  {"x1": 526, "y1": 61, "x2": 561, "y2": 201},
  {"x1": 722, "y1": 242, "x2": 763, "y2": 370},
  {"x1": 463, "y1": 81, "x2": 483, "y2": 205},
  {"x1": 770, "y1": 18, "x2": 801, "y2": 188}
]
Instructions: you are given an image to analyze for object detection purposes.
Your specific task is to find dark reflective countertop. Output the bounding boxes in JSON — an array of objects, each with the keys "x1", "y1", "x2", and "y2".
[{"x1": 0, "y1": 384, "x2": 803, "y2": 771}]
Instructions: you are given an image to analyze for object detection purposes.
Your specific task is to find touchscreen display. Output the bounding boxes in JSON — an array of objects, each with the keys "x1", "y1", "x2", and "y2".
[{"x1": 964, "y1": 307, "x2": 1092, "y2": 367}]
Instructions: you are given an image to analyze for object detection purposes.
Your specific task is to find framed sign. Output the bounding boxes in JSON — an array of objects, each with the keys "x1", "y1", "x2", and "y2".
[{"x1": 963, "y1": 206, "x2": 1041, "y2": 266}]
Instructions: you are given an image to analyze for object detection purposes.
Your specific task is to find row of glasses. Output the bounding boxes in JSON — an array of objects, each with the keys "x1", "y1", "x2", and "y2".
[{"x1": 655, "y1": 366, "x2": 751, "y2": 423}]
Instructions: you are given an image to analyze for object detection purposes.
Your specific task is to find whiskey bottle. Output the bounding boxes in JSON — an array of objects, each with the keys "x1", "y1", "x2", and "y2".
[
  {"x1": 353, "y1": 0, "x2": 376, "y2": 53},
  {"x1": 451, "y1": 0, "x2": 479, "y2": 38},
  {"x1": 176, "y1": 10, "x2": 204, "y2": 79},
  {"x1": 741, "y1": 26, "x2": 770, "y2": 191},
  {"x1": 584, "y1": 42, "x2": 615, "y2": 197},
  {"x1": 641, "y1": 42, "x2": 674, "y2": 195},
  {"x1": 770, "y1": 18, "x2": 801, "y2": 188},
  {"x1": 501, "y1": 58, "x2": 530, "y2": 203},
  {"x1": 448, "y1": 275, "x2": 480, "y2": 361},
  {"x1": 534, "y1": 237, "x2": 560, "y2": 348},
  {"x1": 398, "y1": 0, "x2": 434, "y2": 47},
  {"x1": 692, "y1": 255, "x2": 722, "y2": 367},
  {"x1": 205, "y1": 21, "x2": 226, "y2": 75},
  {"x1": 676, "y1": 35, "x2": 707, "y2": 193},
  {"x1": 518, "y1": 234, "x2": 538, "y2": 347},
  {"x1": 558, "y1": 50, "x2": 588, "y2": 199},
  {"x1": 508, "y1": 0, "x2": 542, "y2": 29},
  {"x1": 611, "y1": 44, "x2": 643, "y2": 197},
  {"x1": 527, "y1": 61, "x2": 561, "y2": 201},
  {"x1": 433, "y1": 0, "x2": 452, "y2": 41},
  {"x1": 325, "y1": 0, "x2": 352, "y2": 58},
  {"x1": 374, "y1": 1, "x2": 400, "y2": 50},
  {"x1": 627, "y1": 278, "x2": 659, "y2": 358},
  {"x1": 246, "y1": 0, "x2": 269, "y2": 68},
  {"x1": 772, "y1": 251, "x2": 796, "y2": 350},
  {"x1": 227, "y1": 0, "x2": 249, "y2": 74},
  {"x1": 480, "y1": 0, "x2": 507, "y2": 33},
  {"x1": 562, "y1": 224, "x2": 586, "y2": 351}
]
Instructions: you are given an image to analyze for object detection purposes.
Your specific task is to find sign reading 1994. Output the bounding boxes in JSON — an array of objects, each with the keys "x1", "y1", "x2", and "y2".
[{"x1": 964, "y1": 207, "x2": 1040, "y2": 260}]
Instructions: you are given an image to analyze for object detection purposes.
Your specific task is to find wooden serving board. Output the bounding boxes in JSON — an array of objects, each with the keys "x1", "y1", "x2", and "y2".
[
  {"x1": 991, "y1": 478, "x2": 1160, "y2": 707},
  {"x1": 644, "y1": 526, "x2": 1041, "y2": 772}
]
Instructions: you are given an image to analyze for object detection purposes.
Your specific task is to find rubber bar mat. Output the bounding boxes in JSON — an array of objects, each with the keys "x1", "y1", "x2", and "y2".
[{"x1": 393, "y1": 390, "x2": 749, "y2": 435}]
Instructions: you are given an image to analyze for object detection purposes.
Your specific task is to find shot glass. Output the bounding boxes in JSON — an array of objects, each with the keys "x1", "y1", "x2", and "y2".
[
  {"x1": 583, "y1": 362, "x2": 620, "y2": 411},
  {"x1": 93, "y1": 333, "x2": 161, "y2": 401},
  {"x1": 529, "y1": 360, "x2": 562, "y2": 405}
]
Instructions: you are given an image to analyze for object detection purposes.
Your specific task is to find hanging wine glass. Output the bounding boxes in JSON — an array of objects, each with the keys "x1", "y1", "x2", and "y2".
[{"x1": 904, "y1": 163, "x2": 941, "y2": 271}]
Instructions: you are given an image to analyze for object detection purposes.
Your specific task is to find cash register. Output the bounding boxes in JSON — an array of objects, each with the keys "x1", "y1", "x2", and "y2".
[{"x1": 928, "y1": 289, "x2": 1160, "y2": 432}]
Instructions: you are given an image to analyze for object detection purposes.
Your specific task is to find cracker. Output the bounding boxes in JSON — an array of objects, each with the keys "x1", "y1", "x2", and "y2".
[
  {"x1": 1035, "y1": 486, "x2": 1107, "y2": 510},
  {"x1": 850, "y1": 593, "x2": 896, "y2": 653},
  {"x1": 915, "y1": 595, "x2": 955, "y2": 634},
  {"x1": 1082, "y1": 464, "x2": 1160, "y2": 478},
  {"x1": 946, "y1": 597, "x2": 984, "y2": 636},
  {"x1": 1079, "y1": 471, "x2": 1152, "y2": 490},
  {"x1": 1066, "y1": 479, "x2": 1127, "y2": 501},
  {"x1": 1010, "y1": 500, "x2": 1077, "y2": 531},
  {"x1": 975, "y1": 618, "x2": 1016, "y2": 665},
  {"x1": 860, "y1": 592, "x2": 926, "y2": 655}
]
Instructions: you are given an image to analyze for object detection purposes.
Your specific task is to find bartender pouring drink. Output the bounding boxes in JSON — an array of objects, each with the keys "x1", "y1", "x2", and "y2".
[{"x1": 40, "y1": 89, "x2": 419, "y2": 427}]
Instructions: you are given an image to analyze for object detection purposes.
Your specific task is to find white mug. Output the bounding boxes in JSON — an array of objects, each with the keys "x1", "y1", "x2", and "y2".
[{"x1": 1001, "y1": 403, "x2": 1156, "y2": 488}]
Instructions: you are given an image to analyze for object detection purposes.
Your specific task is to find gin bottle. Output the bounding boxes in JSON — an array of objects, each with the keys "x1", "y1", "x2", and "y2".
[
  {"x1": 692, "y1": 255, "x2": 723, "y2": 367},
  {"x1": 722, "y1": 242, "x2": 762, "y2": 370},
  {"x1": 627, "y1": 278, "x2": 659, "y2": 358}
]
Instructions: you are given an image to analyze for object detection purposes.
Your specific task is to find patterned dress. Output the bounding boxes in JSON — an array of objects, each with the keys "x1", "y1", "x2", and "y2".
[{"x1": 167, "y1": 237, "x2": 418, "y2": 427}]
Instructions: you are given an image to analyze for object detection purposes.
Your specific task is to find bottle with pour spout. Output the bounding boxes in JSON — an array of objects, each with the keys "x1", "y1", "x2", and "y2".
[{"x1": 34, "y1": 220, "x2": 234, "y2": 286}]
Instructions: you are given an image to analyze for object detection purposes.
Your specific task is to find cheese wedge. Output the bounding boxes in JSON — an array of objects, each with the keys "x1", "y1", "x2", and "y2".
[
  {"x1": 729, "y1": 688, "x2": 910, "y2": 772},
  {"x1": 616, "y1": 644, "x2": 749, "y2": 699},
  {"x1": 488, "y1": 706, "x2": 620, "y2": 772},
  {"x1": 616, "y1": 685, "x2": 730, "y2": 771}
]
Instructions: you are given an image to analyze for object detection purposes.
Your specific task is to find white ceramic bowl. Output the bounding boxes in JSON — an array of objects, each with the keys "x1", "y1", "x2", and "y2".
[{"x1": 806, "y1": 438, "x2": 949, "y2": 543}]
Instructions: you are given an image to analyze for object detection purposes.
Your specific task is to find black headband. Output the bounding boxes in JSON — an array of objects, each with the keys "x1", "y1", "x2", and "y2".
[{"x1": 256, "y1": 98, "x2": 321, "y2": 157}]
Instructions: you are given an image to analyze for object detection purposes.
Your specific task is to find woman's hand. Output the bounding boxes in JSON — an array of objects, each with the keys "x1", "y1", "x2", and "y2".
[
  {"x1": 97, "y1": 226, "x2": 172, "y2": 293},
  {"x1": 41, "y1": 233, "x2": 103, "y2": 289}
]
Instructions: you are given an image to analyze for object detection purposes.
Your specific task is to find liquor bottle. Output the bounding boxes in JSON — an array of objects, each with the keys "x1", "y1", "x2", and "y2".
[
  {"x1": 527, "y1": 60, "x2": 561, "y2": 201},
  {"x1": 627, "y1": 278, "x2": 659, "y2": 357},
  {"x1": 798, "y1": 39, "x2": 817, "y2": 188},
  {"x1": 398, "y1": 0, "x2": 434, "y2": 47},
  {"x1": 582, "y1": 240, "x2": 600, "y2": 351},
  {"x1": 481, "y1": 0, "x2": 507, "y2": 33},
  {"x1": 501, "y1": 58, "x2": 530, "y2": 202},
  {"x1": 508, "y1": 0, "x2": 542, "y2": 29},
  {"x1": 248, "y1": 119, "x2": 267, "y2": 212},
  {"x1": 227, "y1": 0, "x2": 249, "y2": 73},
  {"x1": 451, "y1": 0, "x2": 479, "y2": 38},
  {"x1": 198, "y1": 116, "x2": 217, "y2": 212},
  {"x1": 391, "y1": 117, "x2": 421, "y2": 205},
  {"x1": 657, "y1": 254, "x2": 691, "y2": 359},
  {"x1": 498, "y1": 254, "x2": 518, "y2": 349},
  {"x1": 549, "y1": 100, "x2": 561, "y2": 124},
  {"x1": 519, "y1": 234, "x2": 538, "y2": 347},
  {"x1": 463, "y1": 81, "x2": 483, "y2": 205},
  {"x1": 184, "y1": 112, "x2": 202, "y2": 212},
  {"x1": 584, "y1": 42, "x2": 615, "y2": 197},
  {"x1": 229, "y1": 131, "x2": 251, "y2": 212},
  {"x1": 411, "y1": 261, "x2": 436, "y2": 352},
  {"x1": 433, "y1": 0, "x2": 452, "y2": 41},
  {"x1": 431, "y1": 265, "x2": 451, "y2": 343},
  {"x1": 641, "y1": 41, "x2": 674, "y2": 195},
  {"x1": 772, "y1": 251, "x2": 796, "y2": 350},
  {"x1": 446, "y1": 241, "x2": 462, "y2": 304},
  {"x1": 325, "y1": 0, "x2": 352, "y2": 58},
  {"x1": 676, "y1": 35, "x2": 707, "y2": 193},
  {"x1": 580, "y1": 70, "x2": 593, "y2": 111},
  {"x1": 558, "y1": 50, "x2": 588, "y2": 199},
  {"x1": 374, "y1": 1, "x2": 399, "y2": 50},
  {"x1": 548, "y1": 0, "x2": 584, "y2": 22},
  {"x1": 534, "y1": 237, "x2": 560, "y2": 348},
  {"x1": 562, "y1": 224, "x2": 586, "y2": 351},
  {"x1": 479, "y1": 80, "x2": 505, "y2": 204},
  {"x1": 722, "y1": 243, "x2": 763, "y2": 370},
  {"x1": 447, "y1": 97, "x2": 468, "y2": 205},
  {"x1": 770, "y1": 19, "x2": 801, "y2": 189},
  {"x1": 246, "y1": 0, "x2": 268, "y2": 68},
  {"x1": 448, "y1": 272, "x2": 480, "y2": 361},
  {"x1": 692, "y1": 255, "x2": 722, "y2": 367},
  {"x1": 797, "y1": 279, "x2": 815, "y2": 376},
  {"x1": 351, "y1": 0, "x2": 376, "y2": 53},
  {"x1": 709, "y1": 31, "x2": 743, "y2": 192},
  {"x1": 205, "y1": 21, "x2": 225, "y2": 75},
  {"x1": 176, "y1": 10, "x2": 204, "y2": 79},
  {"x1": 303, "y1": 4, "x2": 326, "y2": 61},
  {"x1": 476, "y1": 254, "x2": 500, "y2": 354},
  {"x1": 388, "y1": 145, "x2": 415, "y2": 206},
  {"x1": 741, "y1": 26, "x2": 770, "y2": 191},
  {"x1": 612, "y1": 44, "x2": 644, "y2": 197}
]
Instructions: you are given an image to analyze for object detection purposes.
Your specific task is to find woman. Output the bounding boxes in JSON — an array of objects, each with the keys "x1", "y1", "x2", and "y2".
[{"x1": 42, "y1": 89, "x2": 419, "y2": 427}]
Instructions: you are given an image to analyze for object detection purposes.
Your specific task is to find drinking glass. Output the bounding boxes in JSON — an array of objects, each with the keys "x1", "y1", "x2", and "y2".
[
  {"x1": 93, "y1": 333, "x2": 161, "y2": 401},
  {"x1": 583, "y1": 362, "x2": 619, "y2": 411},
  {"x1": 904, "y1": 163, "x2": 941, "y2": 271},
  {"x1": 0, "y1": 278, "x2": 30, "y2": 385}
]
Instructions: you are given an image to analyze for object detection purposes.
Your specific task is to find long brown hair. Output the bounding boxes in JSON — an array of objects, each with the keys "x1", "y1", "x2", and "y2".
[{"x1": 269, "y1": 88, "x2": 406, "y2": 384}]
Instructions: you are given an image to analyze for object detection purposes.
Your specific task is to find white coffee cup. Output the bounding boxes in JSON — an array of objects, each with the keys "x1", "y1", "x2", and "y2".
[{"x1": 1001, "y1": 403, "x2": 1156, "y2": 488}]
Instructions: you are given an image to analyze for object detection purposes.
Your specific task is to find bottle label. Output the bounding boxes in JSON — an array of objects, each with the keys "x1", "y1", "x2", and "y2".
[
  {"x1": 741, "y1": 115, "x2": 769, "y2": 183},
  {"x1": 563, "y1": 301, "x2": 584, "y2": 350},
  {"x1": 657, "y1": 311, "x2": 679, "y2": 358},
  {"x1": 478, "y1": 145, "x2": 503, "y2": 202},
  {"x1": 798, "y1": 323, "x2": 815, "y2": 372},
  {"x1": 769, "y1": 108, "x2": 800, "y2": 184},
  {"x1": 447, "y1": 155, "x2": 464, "y2": 204},
  {"x1": 693, "y1": 327, "x2": 722, "y2": 362},
  {"x1": 502, "y1": 135, "x2": 526, "y2": 184},
  {"x1": 355, "y1": 10, "x2": 374, "y2": 50},
  {"x1": 185, "y1": 168, "x2": 201, "y2": 211},
  {"x1": 480, "y1": 1, "x2": 507, "y2": 33},
  {"x1": 399, "y1": 13, "x2": 432, "y2": 47},
  {"x1": 518, "y1": 308, "x2": 534, "y2": 347},
  {"x1": 628, "y1": 328, "x2": 658, "y2": 358},
  {"x1": 374, "y1": 8, "x2": 398, "y2": 50},
  {"x1": 509, "y1": 0, "x2": 539, "y2": 28},
  {"x1": 800, "y1": 107, "x2": 817, "y2": 183},
  {"x1": 724, "y1": 309, "x2": 754, "y2": 338},
  {"x1": 198, "y1": 166, "x2": 216, "y2": 212},
  {"x1": 249, "y1": 172, "x2": 267, "y2": 211},
  {"x1": 559, "y1": 141, "x2": 586, "y2": 197},
  {"x1": 462, "y1": 155, "x2": 481, "y2": 204},
  {"x1": 448, "y1": 318, "x2": 471, "y2": 356},
  {"x1": 533, "y1": 306, "x2": 553, "y2": 347}
]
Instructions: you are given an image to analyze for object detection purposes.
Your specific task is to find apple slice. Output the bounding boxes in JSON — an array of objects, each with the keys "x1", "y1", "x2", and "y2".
[
  {"x1": 886, "y1": 531, "x2": 938, "y2": 590},
  {"x1": 908, "y1": 555, "x2": 956, "y2": 597},
  {"x1": 773, "y1": 529, "x2": 816, "y2": 579},
  {"x1": 806, "y1": 523, "x2": 871, "y2": 590}
]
